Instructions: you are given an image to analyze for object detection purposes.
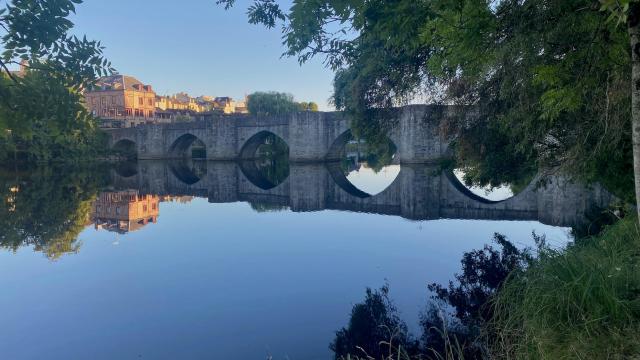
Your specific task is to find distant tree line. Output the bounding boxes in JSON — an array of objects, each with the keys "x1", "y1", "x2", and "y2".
[{"x1": 246, "y1": 91, "x2": 318, "y2": 116}]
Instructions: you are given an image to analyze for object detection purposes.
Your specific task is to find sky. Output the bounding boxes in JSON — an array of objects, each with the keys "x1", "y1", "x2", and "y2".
[{"x1": 68, "y1": 0, "x2": 335, "y2": 109}]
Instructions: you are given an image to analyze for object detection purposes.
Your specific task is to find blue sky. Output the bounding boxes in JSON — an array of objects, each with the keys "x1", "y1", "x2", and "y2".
[{"x1": 69, "y1": 0, "x2": 335, "y2": 109}]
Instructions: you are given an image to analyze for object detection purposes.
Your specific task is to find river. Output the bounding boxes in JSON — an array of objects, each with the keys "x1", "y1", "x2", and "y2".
[{"x1": 0, "y1": 157, "x2": 613, "y2": 359}]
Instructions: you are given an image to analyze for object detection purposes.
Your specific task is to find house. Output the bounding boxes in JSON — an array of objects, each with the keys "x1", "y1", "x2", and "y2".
[{"x1": 85, "y1": 75, "x2": 156, "y2": 118}]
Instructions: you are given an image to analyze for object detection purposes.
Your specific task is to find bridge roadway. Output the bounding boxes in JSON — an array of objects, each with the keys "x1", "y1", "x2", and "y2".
[
  {"x1": 106, "y1": 105, "x2": 473, "y2": 163},
  {"x1": 110, "y1": 160, "x2": 614, "y2": 229}
]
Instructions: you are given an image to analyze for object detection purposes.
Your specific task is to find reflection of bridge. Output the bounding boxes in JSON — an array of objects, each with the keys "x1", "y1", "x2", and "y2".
[
  {"x1": 111, "y1": 161, "x2": 614, "y2": 228},
  {"x1": 106, "y1": 105, "x2": 470, "y2": 162}
]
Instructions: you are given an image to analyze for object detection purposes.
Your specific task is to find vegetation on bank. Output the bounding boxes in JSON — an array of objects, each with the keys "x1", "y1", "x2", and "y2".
[
  {"x1": 0, "y1": 0, "x2": 112, "y2": 164},
  {"x1": 0, "y1": 71, "x2": 108, "y2": 163},
  {"x1": 330, "y1": 216, "x2": 640, "y2": 360},
  {"x1": 491, "y1": 216, "x2": 640, "y2": 359},
  {"x1": 246, "y1": 91, "x2": 319, "y2": 116}
]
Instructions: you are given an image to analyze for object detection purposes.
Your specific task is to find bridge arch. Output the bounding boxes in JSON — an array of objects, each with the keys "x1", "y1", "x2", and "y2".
[
  {"x1": 325, "y1": 129, "x2": 401, "y2": 197},
  {"x1": 113, "y1": 161, "x2": 138, "y2": 178},
  {"x1": 239, "y1": 131, "x2": 289, "y2": 160},
  {"x1": 325, "y1": 130, "x2": 354, "y2": 161},
  {"x1": 112, "y1": 139, "x2": 137, "y2": 159},
  {"x1": 168, "y1": 133, "x2": 207, "y2": 159}
]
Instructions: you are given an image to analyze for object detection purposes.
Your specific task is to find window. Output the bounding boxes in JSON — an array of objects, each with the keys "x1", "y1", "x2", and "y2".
[
  {"x1": 143, "y1": 205, "x2": 148, "y2": 212},
  {"x1": 125, "y1": 108, "x2": 132, "y2": 116},
  {"x1": 111, "y1": 96, "x2": 116, "y2": 105},
  {"x1": 101, "y1": 97, "x2": 107, "y2": 106},
  {"x1": 152, "y1": 203, "x2": 156, "y2": 210},
  {"x1": 138, "y1": 97, "x2": 143, "y2": 105},
  {"x1": 147, "y1": 98, "x2": 153, "y2": 106}
]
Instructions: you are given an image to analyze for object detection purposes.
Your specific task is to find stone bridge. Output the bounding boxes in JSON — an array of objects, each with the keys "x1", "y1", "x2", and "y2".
[
  {"x1": 105, "y1": 105, "x2": 472, "y2": 162},
  {"x1": 110, "y1": 161, "x2": 614, "y2": 229}
]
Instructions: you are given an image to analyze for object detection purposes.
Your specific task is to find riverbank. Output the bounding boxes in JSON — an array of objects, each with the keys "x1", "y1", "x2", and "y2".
[{"x1": 491, "y1": 215, "x2": 640, "y2": 359}]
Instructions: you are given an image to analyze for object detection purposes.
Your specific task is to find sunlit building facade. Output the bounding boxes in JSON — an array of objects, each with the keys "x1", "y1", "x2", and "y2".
[{"x1": 85, "y1": 75, "x2": 157, "y2": 118}]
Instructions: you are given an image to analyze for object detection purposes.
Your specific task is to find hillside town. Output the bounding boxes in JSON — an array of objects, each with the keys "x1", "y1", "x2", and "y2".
[{"x1": 84, "y1": 74, "x2": 249, "y2": 128}]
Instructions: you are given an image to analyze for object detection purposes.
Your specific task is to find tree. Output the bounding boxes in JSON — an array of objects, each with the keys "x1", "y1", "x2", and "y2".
[
  {"x1": 297, "y1": 101, "x2": 319, "y2": 111},
  {"x1": 600, "y1": 0, "x2": 640, "y2": 218},
  {"x1": 308, "y1": 101, "x2": 319, "y2": 111},
  {"x1": 219, "y1": 0, "x2": 636, "y2": 205},
  {"x1": 246, "y1": 91, "x2": 299, "y2": 115},
  {"x1": 0, "y1": 0, "x2": 113, "y2": 163},
  {"x1": 0, "y1": 0, "x2": 112, "y2": 89}
]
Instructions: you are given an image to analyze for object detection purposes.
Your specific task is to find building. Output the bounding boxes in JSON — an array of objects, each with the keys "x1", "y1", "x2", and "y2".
[
  {"x1": 91, "y1": 190, "x2": 159, "y2": 234},
  {"x1": 85, "y1": 75, "x2": 156, "y2": 119},
  {"x1": 213, "y1": 96, "x2": 236, "y2": 114},
  {"x1": 234, "y1": 97, "x2": 249, "y2": 114}
]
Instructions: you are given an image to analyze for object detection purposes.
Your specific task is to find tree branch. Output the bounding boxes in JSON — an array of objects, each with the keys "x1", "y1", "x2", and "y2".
[{"x1": 0, "y1": 58, "x2": 17, "y2": 83}]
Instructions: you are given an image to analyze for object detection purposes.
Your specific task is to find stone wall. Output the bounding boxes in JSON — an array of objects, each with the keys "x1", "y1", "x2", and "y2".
[{"x1": 106, "y1": 105, "x2": 467, "y2": 163}]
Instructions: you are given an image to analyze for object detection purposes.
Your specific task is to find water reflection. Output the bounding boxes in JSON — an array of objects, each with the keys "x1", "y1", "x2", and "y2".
[
  {"x1": 453, "y1": 169, "x2": 514, "y2": 202},
  {"x1": 331, "y1": 233, "x2": 532, "y2": 359},
  {"x1": 169, "y1": 159, "x2": 207, "y2": 185},
  {"x1": 239, "y1": 132, "x2": 290, "y2": 189},
  {"x1": 91, "y1": 191, "x2": 159, "y2": 233},
  {"x1": 336, "y1": 137, "x2": 400, "y2": 196},
  {"x1": 0, "y1": 159, "x2": 615, "y2": 261},
  {"x1": 0, "y1": 159, "x2": 618, "y2": 359},
  {"x1": 0, "y1": 165, "x2": 108, "y2": 260}
]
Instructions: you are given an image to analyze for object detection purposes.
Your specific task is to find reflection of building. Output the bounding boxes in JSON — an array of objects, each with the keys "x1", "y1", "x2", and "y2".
[
  {"x1": 6, "y1": 185, "x2": 19, "y2": 212},
  {"x1": 91, "y1": 190, "x2": 159, "y2": 234},
  {"x1": 159, "y1": 195, "x2": 194, "y2": 204}
]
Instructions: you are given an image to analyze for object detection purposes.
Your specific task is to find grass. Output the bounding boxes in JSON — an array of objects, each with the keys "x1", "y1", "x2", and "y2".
[{"x1": 490, "y1": 216, "x2": 640, "y2": 359}]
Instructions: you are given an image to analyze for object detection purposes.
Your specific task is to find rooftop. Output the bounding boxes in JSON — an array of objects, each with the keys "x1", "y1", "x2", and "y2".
[{"x1": 91, "y1": 74, "x2": 152, "y2": 92}]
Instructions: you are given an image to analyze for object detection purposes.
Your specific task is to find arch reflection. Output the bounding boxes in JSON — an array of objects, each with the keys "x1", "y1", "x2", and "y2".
[
  {"x1": 169, "y1": 160, "x2": 207, "y2": 185},
  {"x1": 328, "y1": 130, "x2": 400, "y2": 197},
  {"x1": 238, "y1": 131, "x2": 290, "y2": 190}
]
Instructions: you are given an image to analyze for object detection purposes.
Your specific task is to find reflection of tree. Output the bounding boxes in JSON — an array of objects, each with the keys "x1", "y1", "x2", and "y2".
[
  {"x1": 256, "y1": 133, "x2": 289, "y2": 158},
  {"x1": 340, "y1": 137, "x2": 397, "y2": 174},
  {"x1": 330, "y1": 285, "x2": 420, "y2": 360},
  {"x1": 249, "y1": 202, "x2": 288, "y2": 213},
  {"x1": 453, "y1": 122, "x2": 537, "y2": 192},
  {"x1": 424, "y1": 233, "x2": 533, "y2": 358},
  {"x1": 0, "y1": 165, "x2": 108, "y2": 260},
  {"x1": 254, "y1": 134, "x2": 290, "y2": 187},
  {"x1": 331, "y1": 234, "x2": 533, "y2": 359}
]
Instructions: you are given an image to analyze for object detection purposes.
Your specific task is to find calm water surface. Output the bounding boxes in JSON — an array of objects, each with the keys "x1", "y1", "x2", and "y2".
[{"x1": 0, "y1": 159, "x2": 611, "y2": 359}]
